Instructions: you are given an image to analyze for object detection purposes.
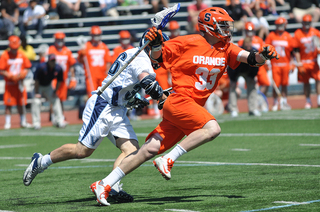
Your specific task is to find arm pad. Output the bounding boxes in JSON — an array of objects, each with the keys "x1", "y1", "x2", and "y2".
[
  {"x1": 247, "y1": 50, "x2": 265, "y2": 67},
  {"x1": 140, "y1": 75, "x2": 163, "y2": 99}
]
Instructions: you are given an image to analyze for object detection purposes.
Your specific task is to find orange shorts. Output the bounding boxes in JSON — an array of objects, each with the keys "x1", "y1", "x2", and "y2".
[
  {"x1": 257, "y1": 65, "x2": 270, "y2": 86},
  {"x1": 4, "y1": 84, "x2": 27, "y2": 106},
  {"x1": 146, "y1": 93, "x2": 216, "y2": 154},
  {"x1": 272, "y1": 65, "x2": 290, "y2": 87},
  {"x1": 298, "y1": 62, "x2": 320, "y2": 83}
]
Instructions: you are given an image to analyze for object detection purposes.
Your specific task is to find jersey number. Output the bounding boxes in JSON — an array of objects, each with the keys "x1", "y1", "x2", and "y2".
[
  {"x1": 108, "y1": 52, "x2": 127, "y2": 76},
  {"x1": 195, "y1": 67, "x2": 220, "y2": 90}
]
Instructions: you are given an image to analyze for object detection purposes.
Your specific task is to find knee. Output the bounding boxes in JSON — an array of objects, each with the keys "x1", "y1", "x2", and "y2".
[
  {"x1": 207, "y1": 122, "x2": 221, "y2": 140},
  {"x1": 75, "y1": 143, "x2": 94, "y2": 159},
  {"x1": 144, "y1": 140, "x2": 161, "y2": 160}
]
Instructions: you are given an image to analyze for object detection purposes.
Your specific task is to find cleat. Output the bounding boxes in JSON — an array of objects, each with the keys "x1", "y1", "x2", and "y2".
[
  {"x1": 305, "y1": 102, "x2": 311, "y2": 109},
  {"x1": 21, "y1": 122, "x2": 33, "y2": 128},
  {"x1": 4, "y1": 123, "x2": 11, "y2": 130},
  {"x1": 231, "y1": 111, "x2": 238, "y2": 117},
  {"x1": 280, "y1": 102, "x2": 291, "y2": 111},
  {"x1": 23, "y1": 153, "x2": 46, "y2": 186},
  {"x1": 272, "y1": 104, "x2": 278, "y2": 111},
  {"x1": 90, "y1": 181, "x2": 111, "y2": 206},
  {"x1": 249, "y1": 110, "x2": 261, "y2": 116},
  {"x1": 153, "y1": 156, "x2": 174, "y2": 180},
  {"x1": 109, "y1": 183, "x2": 134, "y2": 203}
]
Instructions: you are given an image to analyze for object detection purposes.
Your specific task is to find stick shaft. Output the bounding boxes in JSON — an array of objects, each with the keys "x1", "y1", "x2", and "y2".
[{"x1": 97, "y1": 40, "x2": 151, "y2": 95}]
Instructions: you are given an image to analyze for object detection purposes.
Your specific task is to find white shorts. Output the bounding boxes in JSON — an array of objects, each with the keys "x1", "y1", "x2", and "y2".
[{"x1": 78, "y1": 94, "x2": 138, "y2": 149}]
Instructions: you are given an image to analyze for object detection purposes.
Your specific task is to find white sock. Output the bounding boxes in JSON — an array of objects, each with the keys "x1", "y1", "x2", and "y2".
[
  {"x1": 111, "y1": 181, "x2": 121, "y2": 192},
  {"x1": 41, "y1": 154, "x2": 53, "y2": 168},
  {"x1": 317, "y1": 95, "x2": 320, "y2": 105},
  {"x1": 5, "y1": 115, "x2": 11, "y2": 124},
  {"x1": 164, "y1": 144, "x2": 187, "y2": 162},
  {"x1": 282, "y1": 97, "x2": 287, "y2": 103},
  {"x1": 20, "y1": 114, "x2": 26, "y2": 124},
  {"x1": 101, "y1": 167, "x2": 125, "y2": 187}
]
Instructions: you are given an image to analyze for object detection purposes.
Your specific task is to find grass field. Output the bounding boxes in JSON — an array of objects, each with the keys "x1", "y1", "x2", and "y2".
[{"x1": 0, "y1": 108, "x2": 320, "y2": 212}]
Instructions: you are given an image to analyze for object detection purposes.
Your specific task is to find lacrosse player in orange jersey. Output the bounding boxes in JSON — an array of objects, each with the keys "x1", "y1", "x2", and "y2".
[
  {"x1": 78, "y1": 26, "x2": 112, "y2": 97},
  {"x1": 0, "y1": 35, "x2": 32, "y2": 129},
  {"x1": 265, "y1": 17, "x2": 296, "y2": 111},
  {"x1": 239, "y1": 21, "x2": 270, "y2": 97},
  {"x1": 293, "y1": 14, "x2": 320, "y2": 109},
  {"x1": 92, "y1": 7, "x2": 279, "y2": 204},
  {"x1": 111, "y1": 30, "x2": 134, "y2": 63}
]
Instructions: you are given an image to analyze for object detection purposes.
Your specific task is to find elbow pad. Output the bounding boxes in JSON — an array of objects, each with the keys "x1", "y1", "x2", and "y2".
[{"x1": 140, "y1": 75, "x2": 163, "y2": 99}]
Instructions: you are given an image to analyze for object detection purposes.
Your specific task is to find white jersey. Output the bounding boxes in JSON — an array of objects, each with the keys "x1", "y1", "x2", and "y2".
[{"x1": 94, "y1": 47, "x2": 155, "y2": 106}]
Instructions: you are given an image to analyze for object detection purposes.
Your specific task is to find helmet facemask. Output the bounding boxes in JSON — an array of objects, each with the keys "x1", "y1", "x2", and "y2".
[{"x1": 199, "y1": 18, "x2": 233, "y2": 43}]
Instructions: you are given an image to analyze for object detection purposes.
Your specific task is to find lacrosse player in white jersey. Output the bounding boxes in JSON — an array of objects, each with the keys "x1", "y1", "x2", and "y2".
[{"x1": 23, "y1": 30, "x2": 170, "y2": 204}]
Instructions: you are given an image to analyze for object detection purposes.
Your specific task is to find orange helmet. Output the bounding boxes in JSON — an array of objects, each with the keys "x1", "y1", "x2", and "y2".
[
  {"x1": 8, "y1": 35, "x2": 21, "y2": 49},
  {"x1": 119, "y1": 30, "x2": 131, "y2": 39},
  {"x1": 169, "y1": 20, "x2": 180, "y2": 30},
  {"x1": 302, "y1": 14, "x2": 312, "y2": 23},
  {"x1": 54, "y1": 32, "x2": 65, "y2": 39},
  {"x1": 275, "y1": 17, "x2": 287, "y2": 25},
  {"x1": 198, "y1": 7, "x2": 234, "y2": 44},
  {"x1": 245, "y1": 22, "x2": 255, "y2": 31},
  {"x1": 90, "y1": 26, "x2": 102, "y2": 35}
]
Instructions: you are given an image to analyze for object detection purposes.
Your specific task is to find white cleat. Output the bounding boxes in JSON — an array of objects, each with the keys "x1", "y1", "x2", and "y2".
[
  {"x1": 21, "y1": 122, "x2": 33, "y2": 128},
  {"x1": 231, "y1": 111, "x2": 238, "y2": 118},
  {"x1": 23, "y1": 153, "x2": 46, "y2": 186},
  {"x1": 249, "y1": 110, "x2": 261, "y2": 116},
  {"x1": 90, "y1": 181, "x2": 111, "y2": 206},
  {"x1": 280, "y1": 102, "x2": 291, "y2": 111},
  {"x1": 153, "y1": 156, "x2": 174, "y2": 180},
  {"x1": 4, "y1": 123, "x2": 11, "y2": 130},
  {"x1": 305, "y1": 102, "x2": 311, "y2": 109},
  {"x1": 272, "y1": 104, "x2": 278, "y2": 112}
]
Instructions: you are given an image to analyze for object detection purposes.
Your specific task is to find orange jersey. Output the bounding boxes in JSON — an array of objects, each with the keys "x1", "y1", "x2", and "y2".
[
  {"x1": 111, "y1": 45, "x2": 134, "y2": 63},
  {"x1": 81, "y1": 41, "x2": 112, "y2": 79},
  {"x1": 238, "y1": 36, "x2": 264, "y2": 50},
  {"x1": 155, "y1": 66, "x2": 171, "y2": 90},
  {"x1": 161, "y1": 34, "x2": 243, "y2": 106},
  {"x1": 294, "y1": 27, "x2": 320, "y2": 63},
  {"x1": 265, "y1": 31, "x2": 294, "y2": 65},
  {"x1": 0, "y1": 49, "x2": 31, "y2": 84},
  {"x1": 47, "y1": 45, "x2": 76, "y2": 80}
]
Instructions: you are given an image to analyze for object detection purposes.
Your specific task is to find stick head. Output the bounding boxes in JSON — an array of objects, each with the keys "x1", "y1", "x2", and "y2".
[{"x1": 151, "y1": 3, "x2": 180, "y2": 30}]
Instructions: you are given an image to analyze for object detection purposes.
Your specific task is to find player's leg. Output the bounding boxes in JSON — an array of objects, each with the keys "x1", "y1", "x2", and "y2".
[
  {"x1": 227, "y1": 68, "x2": 239, "y2": 117},
  {"x1": 23, "y1": 94, "x2": 108, "y2": 186},
  {"x1": 31, "y1": 94, "x2": 42, "y2": 129},
  {"x1": 4, "y1": 105, "x2": 11, "y2": 129},
  {"x1": 154, "y1": 94, "x2": 220, "y2": 179},
  {"x1": 244, "y1": 74, "x2": 260, "y2": 116},
  {"x1": 272, "y1": 67, "x2": 281, "y2": 111}
]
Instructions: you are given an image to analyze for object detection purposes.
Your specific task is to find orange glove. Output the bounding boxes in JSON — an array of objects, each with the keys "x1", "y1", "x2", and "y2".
[
  {"x1": 145, "y1": 27, "x2": 163, "y2": 47},
  {"x1": 259, "y1": 44, "x2": 280, "y2": 61},
  {"x1": 297, "y1": 66, "x2": 306, "y2": 75},
  {"x1": 68, "y1": 77, "x2": 77, "y2": 89}
]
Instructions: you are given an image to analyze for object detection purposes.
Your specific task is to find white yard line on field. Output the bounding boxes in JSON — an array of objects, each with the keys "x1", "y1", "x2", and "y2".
[
  {"x1": 273, "y1": 201, "x2": 310, "y2": 204},
  {"x1": 0, "y1": 144, "x2": 36, "y2": 149},
  {"x1": 231, "y1": 149, "x2": 251, "y2": 151},
  {"x1": 299, "y1": 144, "x2": 320, "y2": 146},
  {"x1": 165, "y1": 209, "x2": 199, "y2": 212}
]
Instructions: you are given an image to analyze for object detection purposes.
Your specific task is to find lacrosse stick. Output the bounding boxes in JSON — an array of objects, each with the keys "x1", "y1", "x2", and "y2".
[
  {"x1": 312, "y1": 35, "x2": 320, "y2": 67},
  {"x1": 97, "y1": 3, "x2": 180, "y2": 96}
]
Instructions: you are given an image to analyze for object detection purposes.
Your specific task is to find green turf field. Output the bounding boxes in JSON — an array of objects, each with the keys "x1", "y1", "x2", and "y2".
[{"x1": 0, "y1": 109, "x2": 319, "y2": 212}]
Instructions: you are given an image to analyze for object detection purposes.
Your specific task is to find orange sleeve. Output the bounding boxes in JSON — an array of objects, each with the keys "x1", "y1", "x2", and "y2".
[
  {"x1": 111, "y1": 46, "x2": 120, "y2": 63},
  {"x1": 264, "y1": 33, "x2": 272, "y2": 45},
  {"x1": 160, "y1": 38, "x2": 185, "y2": 70},
  {"x1": 237, "y1": 39, "x2": 243, "y2": 47},
  {"x1": 0, "y1": 52, "x2": 8, "y2": 71},
  {"x1": 227, "y1": 43, "x2": 243, "y2": 70},
  {"x1": 23, "y1": 54, "x2": 32, "y2": 69},
  {"x1": 68, "y1": 50, "x2": 76, "y2": 66},
  {"x1": 104, "y1": 46, "x2": 112, "y2": 63}
]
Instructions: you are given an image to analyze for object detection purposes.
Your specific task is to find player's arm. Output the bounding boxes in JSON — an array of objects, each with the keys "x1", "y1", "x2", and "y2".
[
  {"x1": 238, "y1": 44, "x2": 279, "y2": 67},
  {"x1": 292, "y1": 47, "x2": 306, "y2": 75},
  {"x1": 146, "y1": 27, "x2": 164, "y2": 63}
]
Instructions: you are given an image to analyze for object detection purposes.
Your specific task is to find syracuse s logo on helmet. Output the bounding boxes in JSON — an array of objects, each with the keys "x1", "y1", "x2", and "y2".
[{"x1": 204, "y1": 13, "x2": 211, "y2": 22}]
